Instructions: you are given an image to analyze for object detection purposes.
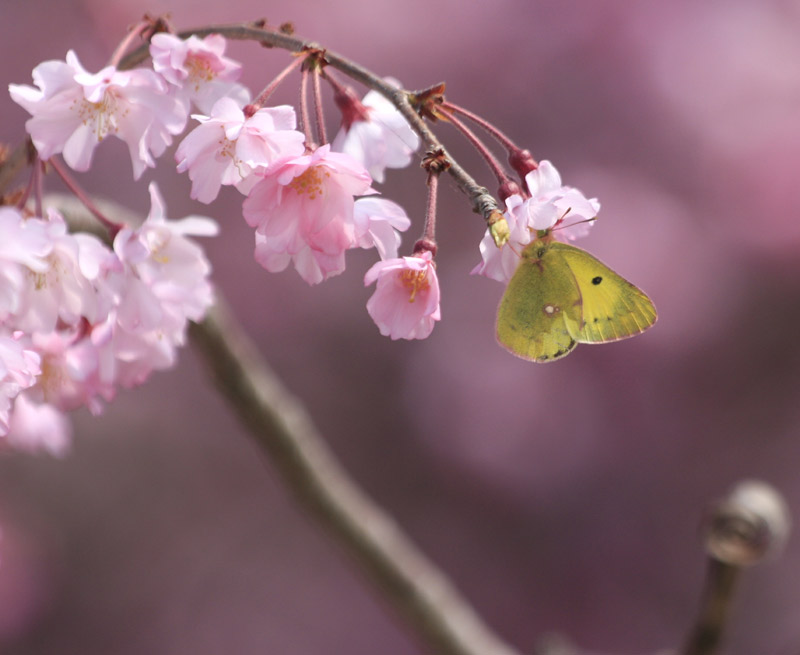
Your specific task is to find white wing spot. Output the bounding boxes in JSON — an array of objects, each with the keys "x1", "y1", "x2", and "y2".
[{"x1": 542, "y1": 304, "x2": 560, "y2": 317}]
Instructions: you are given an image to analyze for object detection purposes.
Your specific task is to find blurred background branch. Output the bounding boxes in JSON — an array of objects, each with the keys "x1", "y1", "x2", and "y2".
[{"x1": 188, "y1": 300, "x2": 523, "y2": 655}]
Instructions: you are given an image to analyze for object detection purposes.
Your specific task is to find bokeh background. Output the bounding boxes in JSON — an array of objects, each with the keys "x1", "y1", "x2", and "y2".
[{"x1": 2, "y1": 0, "x2": 800, "y2": 653}]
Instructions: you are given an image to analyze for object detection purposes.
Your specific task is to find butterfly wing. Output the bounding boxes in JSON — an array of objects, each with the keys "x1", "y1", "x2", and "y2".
[
  {"x1": 496, "y1": 242, "x2": 584, "y2": 362},
  {"x1": 551, "y1": 242, "x2": 657, "y2": 344}
]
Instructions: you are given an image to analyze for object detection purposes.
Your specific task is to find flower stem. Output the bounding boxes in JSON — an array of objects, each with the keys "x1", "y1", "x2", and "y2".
[
  {"x1": 312, "y1": 64, "x2": 328, "y2": 145},
  {"x1": 442, "y1": 102, "x2": 517, "y2": 152},
  {"x1": 109, "y1": 21, "x2": 149, "y2": 68},
  {"x1": 49, "y1": 158, "x2": 121, "y2": 237},
  {"x1": 438, "y1": 107, "x2": 513, "y2": 190},
  {"x1": 298, "y1": 66, "x2": 314, "y2": 147},
  {"x1": 249, "y1": 54, "x2": 307, "y2": 110}
]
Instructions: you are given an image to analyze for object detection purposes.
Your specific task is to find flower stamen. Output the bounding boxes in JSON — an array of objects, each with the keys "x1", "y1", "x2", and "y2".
[
  {"x1": 288, "y1": 166, "x2": 329, "y2": 200},
  {"x1": 399, "y1": 269, "x2": 430, "y2": 303}
]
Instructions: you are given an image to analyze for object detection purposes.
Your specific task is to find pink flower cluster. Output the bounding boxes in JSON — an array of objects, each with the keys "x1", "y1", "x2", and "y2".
[
  {"x1": 472, "y1": 160, "x2": 601, "y2": 283},
  {"x1": 173, "y1": 63, "x2": 436, "y2": 336},
  {"x1": 9, "y1": 34, "x2": 248, "y2": 180},
  {"x1": 9, "y1": 30, "x2": 444, "y2": 384},
  {"x1": 0, "y1": 185, "x2": 216, "y2": 454}
]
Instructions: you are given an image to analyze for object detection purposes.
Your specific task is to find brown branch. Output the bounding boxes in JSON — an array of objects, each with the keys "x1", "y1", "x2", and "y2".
[{"x1": 188, "y1": 299, "x2": 521, "y2": 655}]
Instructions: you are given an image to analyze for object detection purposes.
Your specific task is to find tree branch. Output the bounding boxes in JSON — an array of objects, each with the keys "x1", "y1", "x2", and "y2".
[{"x1": 188, "y1": 299, "x2": 521, "y2": 655}]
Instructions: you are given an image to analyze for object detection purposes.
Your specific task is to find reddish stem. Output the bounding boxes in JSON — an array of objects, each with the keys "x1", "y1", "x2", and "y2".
[
  {"x1": 248, "y1": 54, "x2": 307, "y2": 112},
  {"x1": 444, "y1": 101, "x2": 538, "y2": 183},
  {"x1": 414, "y1": 171, "x2": 439, "y2": 256},
  {"x1": 439, "y1": 107, "x2": 513, "y2": 189},
  {"x1": 442, "y1": 101, "x2": 517, "y2": 151},
  {"x1": 34, "y1": 161, "x2": 44, "y2": 217},
  {"x1": 324, "y1": 71, "x2": 370, "y2": 129},
  {"x1": 298, "y1": 67, "x2": 314, "y2": 147},
  {"x1": 15, "y1": 158, "x2": 38, "y2": 213},
  {"x1": 109, "y1": 22, "x2": 150, "y2": 69},
  {"x1": 49, "y1": 158, "x2": 122, "y2": 237}
]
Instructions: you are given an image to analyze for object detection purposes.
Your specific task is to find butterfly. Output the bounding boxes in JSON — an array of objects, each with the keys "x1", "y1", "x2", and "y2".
[{"x1": 496, "y1": 234, "x2": 657, "y2": 362}]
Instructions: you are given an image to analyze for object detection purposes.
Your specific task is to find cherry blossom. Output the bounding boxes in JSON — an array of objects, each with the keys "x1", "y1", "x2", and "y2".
[
  {"x1": 150, "y1": 33, "x2": 249, "y2": 113},
  {"x1": 0, "y1": 183, "x2": 218, "y2": 452},
  {"x1": 472, "y1": 160, "x2": 600, "y2": 283},
  {"x1": 25, "y1": 327, "x2": 115, "y2": 415},
  {"x1": 176, "y1": 97, "x2": 306, "y2": 203},
  {"x1": 364, "y1": 251, "x2": 441, "y2": 340},
  {"x1": 9, "y1": 50, "x2": 187, "y2": 178},
  {"x1": 521, "y1": 161, "x2": 599, "y2": 238},
  {"x1": 332, "y1": 81, "x2": 420, "y2": 184},
  {"x1": 243, "y1": 145, "x2": 375, "y2": 284},
  {"x1": 0, "y1": 208, "x2": 52, "y2": 322},
  {"x1": 108, "y1": 183, "x2": 218, "y2": 385},
  {"x1": 5, "y1": 393, "x2": 71, "y2": 456},
  {"x1": 0, "y1": 335, "x2": 41, "y2": 438},
  {"x1": 11, "y1": 210, "x2": 101, "y2": 334},
  {"x1": 352, "y1": 197, "x2": 411, "y2": 260}
]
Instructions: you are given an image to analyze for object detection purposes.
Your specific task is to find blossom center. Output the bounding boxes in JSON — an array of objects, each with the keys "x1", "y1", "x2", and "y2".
[
  {"x1": 73, "y1": 90, "x2": 123, "y2": 142},
  {"x1": 185, "y1": 55, "x2": 214, "y2": 91},
  {"x1": 288, "y1": 166, "x2": 330, "y2": 200},
  {"x1": 38, "y1": 354, "x2": 65, "y2": 402},
  {"x1": 28, "y1": 254, "x2": 62, "y2": 290},
  {"x1": 144, "y1": 230, "x2": 171, "y2": 265},
  {"x1": 399, "y1": 269, "x2": 429, "y2": 303}
]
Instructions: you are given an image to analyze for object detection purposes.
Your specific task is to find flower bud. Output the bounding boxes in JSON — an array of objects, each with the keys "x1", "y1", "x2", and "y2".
[
  {"x1": 488, "y1": 211, "x2": 510, "y2": 247},
  {"x1": 705, "y1": 480, "x2": 791, "y2": 567}
]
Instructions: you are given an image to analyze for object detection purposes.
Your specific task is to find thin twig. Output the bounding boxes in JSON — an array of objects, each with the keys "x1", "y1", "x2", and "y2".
[{"x1": 188, "y1": 300, "x2": 521, "y2": 655}]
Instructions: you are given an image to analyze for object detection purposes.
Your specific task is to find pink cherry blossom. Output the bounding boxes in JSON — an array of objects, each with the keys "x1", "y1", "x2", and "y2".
[
  {"x1": 9, "y1": 50, "x2": 187, "y2": 178},
  {"x1": 25, "y1": 327, "x2": 115, "y2": 415},
  {"x1": 0, "y1": 334, "x2": 41, "y2": 437},
  {"x1": 352, "y1": 197, "x2": 411, "y2": 260},
  {"x1": 5, "y1": 393, "x2": 71, "y2": 456},
  {"x1": 243, "y1": 145, "x2": 375, "y2": 284},
  {"x1": 364, "y1": 251, "x2": 441, "y2": 340},
  {"x1": 472, "y1": 160, "x2": 600, "y2": 283},
  {"x1": 332, "y1": 80, "x2": 420, "y2": 184},
  {"x1": 108, "y1": 183, "x2": 217, "y2": 386},
  {"x1": 0, "y1": 208, "x2": 52, "y2": 322},
  {"x1": 521, "y1": 160, "x2": 600, "y2": 237},
  {"x1": 150, "y1": 33, "x2": 249, "y2": 113},
  {"x1": 11, "y1": 210, "x2": 101, "y2": 334},
  {"x1": 114, "y1": 183, "x2": 217, "y2": 327},
  {"x1": 175, "y1": 97, "x2": 306, "y2": 203}
]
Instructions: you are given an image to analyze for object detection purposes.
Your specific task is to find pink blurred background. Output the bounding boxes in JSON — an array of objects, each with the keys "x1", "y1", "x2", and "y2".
[{"x1": 2, "y1": 0, "x2": 800, "y2": 653}]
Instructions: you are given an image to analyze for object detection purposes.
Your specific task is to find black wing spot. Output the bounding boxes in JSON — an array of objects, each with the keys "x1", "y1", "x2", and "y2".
[
  {"x1": 591, "y1": 276, "x2": 603, "y2": 285},
  {"x1": 593, "y1": 317, "x2": 599, "y2": 323}
]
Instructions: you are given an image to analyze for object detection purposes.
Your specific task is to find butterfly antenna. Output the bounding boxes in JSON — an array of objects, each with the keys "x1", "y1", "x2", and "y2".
[{"x1": 550, "y1": 208, "x2": 597, "y2": 234}]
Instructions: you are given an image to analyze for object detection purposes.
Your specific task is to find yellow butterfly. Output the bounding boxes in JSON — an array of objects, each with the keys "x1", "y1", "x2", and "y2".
[{"x1": 496, "y1": 234, "x2": 657, "y2": 362}]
